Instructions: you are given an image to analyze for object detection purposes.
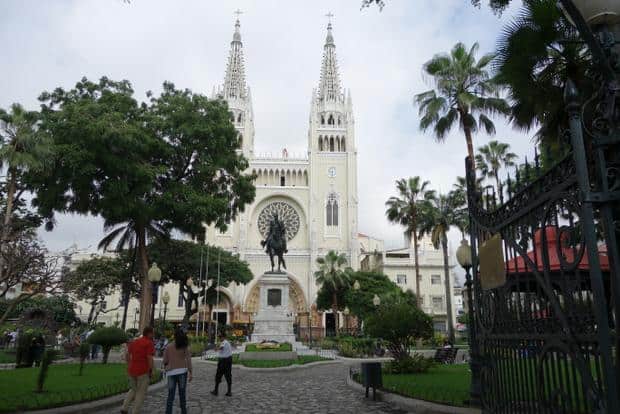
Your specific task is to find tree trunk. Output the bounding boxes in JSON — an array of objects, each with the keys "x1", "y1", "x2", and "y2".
[
  {"x1": 412, "y1": 229, "x2": 422, "y2": 306},
  {"x1": 441, "y1": 236, "x2": 455, "y2": 343},
  {"x1": 464, "y1": 127, "x2": 475, "y2": 170},
  {"x1": 0, "y1": 295, "x2": 22, "y2": 324},
  {"x1": 121, "y1": 246, "x2": 138, "y2": 330},
  {"x1": 87, "y1": 302, "x2": 96, "y2": 325},
  {"x1": 332, "y1": 292, "x2": 339, "y2": 337},
  {"x1": 137, "y1": 225, "x2": 151, "y2": 332},
  {"x1": 0, "y1": 168, "x2": 18, "y2": 282},
  {"x1": 495, "y1": 174, "x2": 501, "y2": 198}
]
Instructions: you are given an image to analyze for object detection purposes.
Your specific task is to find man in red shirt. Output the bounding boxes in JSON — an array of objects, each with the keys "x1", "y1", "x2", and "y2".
[{"x1": 121, "y1": 326, "x2": 155, "y2": 414}]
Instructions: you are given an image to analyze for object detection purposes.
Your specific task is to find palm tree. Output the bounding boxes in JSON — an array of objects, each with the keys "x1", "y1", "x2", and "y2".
[
  {"x1": 385, "y1": 177, "x2": 434, "y2": 303},
  {"x1": 495, "y1": 0, "x2": 588, "y2": 148},
  {"x1": 415, "y1": 42, "x2": 510, "y2": 167},
  {"x1": 314, "y1": 251, "x2": 353, "y2": 337},
  {"x1": 475, "y1": 140, "x2": 518, "y2": 194},
  {"x1": 98, "y1": 218, "x2": 169, "y2": 329},
  {"x1": 0, "y1": 104, "x2": 50, "y2": 280},
  {"x1": 418, "y1": 193, "x2": 459, "y2": 343}
]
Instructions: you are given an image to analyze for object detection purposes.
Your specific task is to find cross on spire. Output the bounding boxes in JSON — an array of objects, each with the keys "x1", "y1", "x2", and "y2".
[{"x1": 325, "y1": 12, "x2": 334, "y2": 25}]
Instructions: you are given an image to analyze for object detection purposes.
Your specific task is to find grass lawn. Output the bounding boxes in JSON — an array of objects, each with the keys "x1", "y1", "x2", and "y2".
[
  {"x1": 380, "y1": 364, "x2": 471, "y2": 407},
  {"x1": 0, "y1": 363, "x2": 159, "y2": 413},
  {"x1": 244, "y1": 343, "x2": 292, "y2": 352},
  {"x1": 230, "y1": 354, "x2": 330, "y2": 368},
  {"x1": 0, "y1": 350, "x2": 15, "y2": 364}
]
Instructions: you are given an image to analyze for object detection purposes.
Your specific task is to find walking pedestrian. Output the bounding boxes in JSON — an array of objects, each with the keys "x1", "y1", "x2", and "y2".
[
  {"x1": 121, "y1": 326, "x2": 155, "y2": 414},
  {"x1": 163, "y1": 329, "x2": 192, "y2": 414},
  {"x1": 210, "y1": 331, "x2": 232, "y2": 397}
]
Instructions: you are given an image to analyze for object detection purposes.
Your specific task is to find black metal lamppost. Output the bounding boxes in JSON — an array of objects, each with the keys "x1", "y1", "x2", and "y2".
[
  {"x1": 456, "y1": 239, "x2": 481, "y2": 408},
  {"x1": 148, "y1": 262, "x2": 162, "y2": 328}
]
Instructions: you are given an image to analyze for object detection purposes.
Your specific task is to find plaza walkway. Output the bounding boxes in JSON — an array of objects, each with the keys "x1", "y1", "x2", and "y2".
[{"x1": 98, "y1": 360, "x2": 407, "y2": 414}]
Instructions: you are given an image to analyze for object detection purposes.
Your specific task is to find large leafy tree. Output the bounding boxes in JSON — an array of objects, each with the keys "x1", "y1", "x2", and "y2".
[
  {"x1": 495, "y1": 0, "x2": 588, "y2": 150},
  {"x1": 385, "y1": 177, "x2": 433, "y2": 302},
  {"x1": 146, "y1": 239, "x2": 253, "y2": 328},
  {"x1": 29, "y1": 77, "x2": 255, "y2": 330},
  {"x1": 314, "y1": 251, "x2": 353, "y2": 336},
  {"x1": 418, "y1": 193, "x2": 460, "y2": 343},
  {"x1": 63, "y1": 257, "x2": 137, "y2": 325},
  {"x1": 416, "y1": 42, "x2": 510, "y2": 168},
  {"x1": 475, "y1": 140, "x2": 517, "y2": 193}
]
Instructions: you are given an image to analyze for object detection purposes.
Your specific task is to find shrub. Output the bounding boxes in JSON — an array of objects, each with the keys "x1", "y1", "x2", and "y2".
[
  {"x1": 365, "y1": 302, "x2": 433, "y2": 361},
  {"x1": 336, "y1": 337, "x2": 375, "y2": 358},
  {"x1": 87, "y1": 327, "x2": 127, "y2": 364},
  {"x1": 387, "y1": 354, "x2": 435, "y2": 374},
  {"x1": 16, "y1": 331, "x2": 35, "y2": 368},
  {"x1": 126, "y1": 328, "x2": 139, "y2": 338},
  {"x1": 36, "y1": 349, "x2": 57, "y2": 392},
  {"x1": 190, "y1": 341, "x2": 205, "y2": 356}
]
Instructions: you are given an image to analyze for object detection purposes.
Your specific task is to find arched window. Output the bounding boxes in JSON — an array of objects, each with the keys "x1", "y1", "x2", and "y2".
[
  {"x1": 237, "y1": 113, "x2": 243, "y2": 123},
  {"x1": 330, "y1": 137, "x2": 335, "y2": 152},
  {"x1": 229, "y1": 112, "x2": 235, "y2": 122},
  {"x1": 239, "y1": 133, "x2": 243, "y2": 147},
  {"x1": 321, "y1": 115, "x2": 325, "y2": 125},
  {"x1": 337, "y1": 116, "x2": 341, "y2": 126},
  {"x1": 326, "y1": 193, "x2": 339, "y2": 226},
  {"x1": 337, "y1": 137, "x2": 341, "y2": 152},
  {"x1": 319, "y1": 136, "x2": 323, "y2": 151},
  {"x1": 328, "y1": 114, "x2": 334, "y2": 125},
  {"x1": 341, "y1": 137, "x2": 346, "y2": 152}
]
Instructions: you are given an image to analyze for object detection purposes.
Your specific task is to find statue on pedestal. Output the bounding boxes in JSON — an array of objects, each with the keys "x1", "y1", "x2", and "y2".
[{"x1": 260, "y1": 213, "x2": 288, "y2": 273}]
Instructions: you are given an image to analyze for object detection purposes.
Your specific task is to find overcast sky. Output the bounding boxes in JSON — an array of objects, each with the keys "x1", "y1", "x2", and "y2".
[{"x1": 1, "y1": 0, "x2": 532, "y2": 256}]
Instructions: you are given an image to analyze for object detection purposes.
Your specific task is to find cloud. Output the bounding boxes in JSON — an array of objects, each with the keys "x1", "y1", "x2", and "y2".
[{"x1": 1, "y1": 0, "x2": 530, "y2": 256}]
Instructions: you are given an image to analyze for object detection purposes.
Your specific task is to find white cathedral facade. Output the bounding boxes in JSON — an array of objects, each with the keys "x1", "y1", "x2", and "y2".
[{"x1": 202, "y1": 19, "x2": 359, "y2": 333}]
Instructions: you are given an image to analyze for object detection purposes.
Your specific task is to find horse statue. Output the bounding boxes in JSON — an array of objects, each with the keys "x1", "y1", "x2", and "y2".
[{"x1": 260, "y1": 213, "x2": 288, "y2": 273}]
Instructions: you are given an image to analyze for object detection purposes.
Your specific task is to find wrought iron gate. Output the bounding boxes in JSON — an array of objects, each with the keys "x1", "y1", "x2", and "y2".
[{"x1": 465, "y1": 80, "x2": 620, "y2": 412}]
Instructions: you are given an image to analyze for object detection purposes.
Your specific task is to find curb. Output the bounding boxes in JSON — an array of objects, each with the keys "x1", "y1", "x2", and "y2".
[
  {"x1": 198, "y1": 358, "x2": 341, "y2": 372},
  {"x1": 21, "y1": 378, "x2": 167, "y2": 414},
  {"x1": 345, "y1": 374, "x2": 481, "y2": 414}
]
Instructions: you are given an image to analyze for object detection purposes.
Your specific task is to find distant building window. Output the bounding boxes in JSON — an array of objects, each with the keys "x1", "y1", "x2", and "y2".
[
  {"x1": 397, "y1": 274, "x2": 407, "y2": 284},
  {"x1": 432, "y1": 296, "x2": 444, "y2": 311},
  {"x1": 431, "y1": 274, "x2": 441, "y2": 285},
  {"x1": 100, "y1": 301, "x2": 107, "y2": 311},
  {"x1": 178, "y1": 289, "x2": 184, "y2": 307},
  {"x1": 433, "y1": 321, "x2": 447, "y2": 332},
  {"x1": 326, "y1": 193, "x2": 339, "y2": 226},
  {"x1": 280, "y1": 176, "x2": 285, "y2": 186}
]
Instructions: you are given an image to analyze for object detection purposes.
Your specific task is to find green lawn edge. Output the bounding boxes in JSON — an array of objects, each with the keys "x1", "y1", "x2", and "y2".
[{"x1": 0, "y1": 363, "x2": 161, "y2": 413}]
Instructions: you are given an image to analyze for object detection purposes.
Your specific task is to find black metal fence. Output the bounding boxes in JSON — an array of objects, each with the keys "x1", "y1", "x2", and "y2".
[{"x1": 465, "y1": 80, "x2": 619, "y2": 412}]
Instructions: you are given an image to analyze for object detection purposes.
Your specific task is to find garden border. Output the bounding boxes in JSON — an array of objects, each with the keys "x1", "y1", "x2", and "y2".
[
  {"x1": 199, "y1": 358, "x2": 340, "y2": 372},
  {"x1": 345, "y1": 372, "x2": 480, "y2": 414},
  {"x1": 19, "y1": 376, "x2": 166, "y2": 414}
]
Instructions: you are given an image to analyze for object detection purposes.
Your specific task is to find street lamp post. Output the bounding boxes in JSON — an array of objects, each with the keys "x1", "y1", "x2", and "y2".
[
  {"x1": 343, "y1": 306, "x2": 350, "y2": 335},
  {"x1": 162, "y1": 291, "x2": 170, "y2": 333},
  {"x1": 456, "y1": 239, "x2": 481, "y2": 408},
  {"x1": 148, "y1": 263, "x2": 162, "y2": 328}
]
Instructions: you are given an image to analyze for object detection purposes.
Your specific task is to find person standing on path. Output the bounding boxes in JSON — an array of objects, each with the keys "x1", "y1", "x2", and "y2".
[
  {"x1": 210, "y1": 331, "x2": 233, "y2": 397},
  {"x1": 121, "y1": 326, "x2": 155, "y2": 414},
  {"x1": 163, "y1": 329, "x2": 192, "y2": 414}
]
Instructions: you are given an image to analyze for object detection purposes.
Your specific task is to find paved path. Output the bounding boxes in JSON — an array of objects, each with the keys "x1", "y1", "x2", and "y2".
[{"x1": 103, "y1": 361, "x2": 408, "y2": 414}]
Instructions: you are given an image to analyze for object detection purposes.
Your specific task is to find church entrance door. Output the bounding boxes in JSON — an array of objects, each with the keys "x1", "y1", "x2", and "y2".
[{"x1": 325, "y1": 313, "x2": 336, "y2": 337}]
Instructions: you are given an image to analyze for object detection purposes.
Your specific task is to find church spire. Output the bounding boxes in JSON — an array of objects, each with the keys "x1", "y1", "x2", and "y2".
[
  {"x1": 317, "y1": 21, "x2": 343, "y2": 103},
  {"x1": 223, "y1": 17, "x2": 247, "y2": 100}
]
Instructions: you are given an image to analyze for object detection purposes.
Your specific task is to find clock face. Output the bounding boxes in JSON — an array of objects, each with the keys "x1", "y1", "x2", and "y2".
[{"x1": 328, "y1": 167, "x2": 336, "y2": 178}]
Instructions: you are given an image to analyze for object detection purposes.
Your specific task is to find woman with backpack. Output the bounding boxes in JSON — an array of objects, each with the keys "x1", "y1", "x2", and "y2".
[{"x1": 163, "y1": 328, "x2": 192, "y2": 414}]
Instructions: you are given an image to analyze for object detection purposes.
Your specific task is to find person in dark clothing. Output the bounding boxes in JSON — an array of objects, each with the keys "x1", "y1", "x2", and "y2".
[
  {"x1": 31, "y1": 334, "x2": 45, "y2": 367},
  {"x1": 210, "y1": 332, "x2": 232, "y2": 397}
]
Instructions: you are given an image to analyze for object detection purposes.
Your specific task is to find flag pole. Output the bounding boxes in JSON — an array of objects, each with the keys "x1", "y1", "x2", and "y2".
[
  {"x1": 202, "y1": 246, "x2": 209, "y2": 336},
  {"x1": 215, "y1": 250, "x2": 221, "y2": 342}
]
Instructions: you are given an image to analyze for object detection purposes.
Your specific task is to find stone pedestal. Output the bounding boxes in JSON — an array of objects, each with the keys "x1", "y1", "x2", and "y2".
[{"x1": 251, "y1": 271, "x2": 296, "y2": 344}]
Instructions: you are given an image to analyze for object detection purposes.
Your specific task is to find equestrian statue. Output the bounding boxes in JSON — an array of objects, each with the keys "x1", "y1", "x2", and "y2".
[{"x1": 261, "y1": 213, "x2": 288, "y2": 273}]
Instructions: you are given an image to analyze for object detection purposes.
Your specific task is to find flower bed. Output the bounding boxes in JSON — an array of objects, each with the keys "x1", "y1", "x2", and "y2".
[{"x1": 245, "y1": 342, "x2": 292, "y2": 352}]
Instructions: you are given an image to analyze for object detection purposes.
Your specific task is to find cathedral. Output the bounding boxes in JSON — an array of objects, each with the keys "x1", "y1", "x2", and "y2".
[{"x1": 204, "y1": 18, "x2": 359, "y2": 335}]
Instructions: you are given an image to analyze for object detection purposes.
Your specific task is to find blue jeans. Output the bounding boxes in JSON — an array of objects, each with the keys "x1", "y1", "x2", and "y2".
[{"x1": 165, "y1": 373, "x2": 188, "y2": 414}]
